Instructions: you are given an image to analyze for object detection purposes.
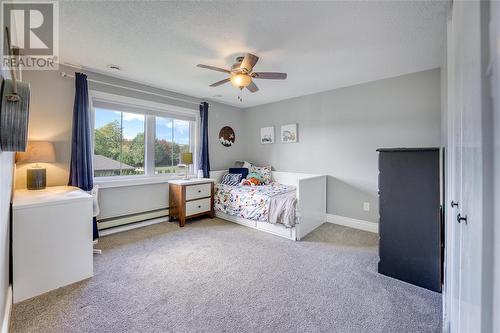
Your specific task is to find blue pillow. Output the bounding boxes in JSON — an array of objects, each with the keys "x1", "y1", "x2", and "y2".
[{"x1": 229, "y1": 168, "x2": 249, "y2": 179}]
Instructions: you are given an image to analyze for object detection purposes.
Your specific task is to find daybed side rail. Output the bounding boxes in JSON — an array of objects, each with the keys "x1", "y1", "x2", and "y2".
[
  {"x1": 271, "y1": 171, "x2": 322, "y2": 187},
  {"x1": 296, "y1": 175, "x2": 327, "y2": 240}
]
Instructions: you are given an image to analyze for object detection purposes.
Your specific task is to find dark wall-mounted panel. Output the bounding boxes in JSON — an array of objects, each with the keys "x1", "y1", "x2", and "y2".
[{"x1": 0, "y1": 78, "x2": 30, "y2": 152}]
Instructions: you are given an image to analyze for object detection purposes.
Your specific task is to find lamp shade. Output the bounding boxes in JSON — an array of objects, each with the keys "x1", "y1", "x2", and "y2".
[
  {"x1": 16, "y1": 141, "x2": 56, "y2": 164},
  {"x1": 180, "y1": 152, "x2": 193, "y2": 165}
]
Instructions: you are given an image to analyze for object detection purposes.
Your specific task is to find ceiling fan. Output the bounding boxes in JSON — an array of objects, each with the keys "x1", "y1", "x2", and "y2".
[{"x1": 196, "y1": 53, "x2": 287, "y2": 94}]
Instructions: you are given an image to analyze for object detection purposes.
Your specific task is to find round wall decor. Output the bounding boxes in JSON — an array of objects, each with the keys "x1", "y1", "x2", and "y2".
[{"x1": 219, "y1": 126, "x2": 235, "y2": 147}]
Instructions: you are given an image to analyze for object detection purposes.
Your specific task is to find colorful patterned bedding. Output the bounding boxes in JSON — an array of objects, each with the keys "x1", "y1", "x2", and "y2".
[{"x1": 215, "y1": 183, "x2": 297, "y2": 226}]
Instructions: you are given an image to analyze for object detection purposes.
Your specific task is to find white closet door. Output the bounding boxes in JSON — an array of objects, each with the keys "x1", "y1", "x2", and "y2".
[
  {"x1": 459, "y1": 2, "x2": 483, "y2": 330},
  {"x1": 445, "y1": 12, "x2": 462, "y2": 332},
  {"x1": 447, "y1": 1, "x2": 484, "y2": 332}
]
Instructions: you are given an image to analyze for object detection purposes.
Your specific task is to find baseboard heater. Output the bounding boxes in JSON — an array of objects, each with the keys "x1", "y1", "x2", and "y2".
[{"x1": 97, "y1": 208, "x2": 169, "y2": 230}]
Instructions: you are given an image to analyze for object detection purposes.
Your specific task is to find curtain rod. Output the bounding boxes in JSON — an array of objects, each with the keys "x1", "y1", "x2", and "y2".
[{"x1": 59, "y1": 72, "x2": 204, "y2": 107}]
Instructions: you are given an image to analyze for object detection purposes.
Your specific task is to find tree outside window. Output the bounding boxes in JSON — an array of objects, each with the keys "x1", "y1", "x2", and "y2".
[{"x1": 93, "y1": 108, "x2": 191, "y2": 177}]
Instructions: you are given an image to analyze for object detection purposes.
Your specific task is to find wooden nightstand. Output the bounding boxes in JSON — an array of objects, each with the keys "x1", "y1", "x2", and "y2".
[{"x1": 169, "y1": 178, "x2": 216, "y2": 227}]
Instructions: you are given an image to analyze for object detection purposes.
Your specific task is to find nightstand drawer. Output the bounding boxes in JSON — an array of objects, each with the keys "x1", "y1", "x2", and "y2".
[
  {"x1": 185, "y1": 183, "x2": 211, "y2": 201},
  {"x1": 185, "y1": 198, "x2": 211, "y2": 216}
]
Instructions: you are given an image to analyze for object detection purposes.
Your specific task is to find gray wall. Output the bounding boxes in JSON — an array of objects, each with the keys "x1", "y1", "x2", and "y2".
[
  {"x1": 18, "y1": 65, "x2": 245, "y2": 219},
  {"x1": 15, "y1": 67, "x2": 75, "y2": 189},
  {"x1": 441, "y1": 29, "x2": 448, "y2": 147},
  {"x1": 243, "y1": 69, "x2": 442, "y2": 222},
  {"x1": 19, "y1": 67, "x2": 441, "y2": 223}
]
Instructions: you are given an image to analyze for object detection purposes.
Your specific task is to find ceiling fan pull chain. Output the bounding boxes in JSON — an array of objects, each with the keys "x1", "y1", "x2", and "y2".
[{"x1": 238, "y1": 87, "x2": 243, "y2": 102}]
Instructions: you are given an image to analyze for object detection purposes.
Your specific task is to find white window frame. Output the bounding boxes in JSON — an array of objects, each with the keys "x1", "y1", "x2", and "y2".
[{"x1": 89, "y1": 91, "x2": 199, "y2": 187}]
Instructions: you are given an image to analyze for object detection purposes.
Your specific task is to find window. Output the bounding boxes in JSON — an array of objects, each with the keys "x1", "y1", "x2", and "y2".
[
  {"x1": 94, "y1": 109, "x2": 145, "y2": 177},
  {"x1": 154, "y1": 117, "x2": 191, "y2": 175},
  {"x1": 91, "y1": 92, "x2": 196, "y2": 179}
]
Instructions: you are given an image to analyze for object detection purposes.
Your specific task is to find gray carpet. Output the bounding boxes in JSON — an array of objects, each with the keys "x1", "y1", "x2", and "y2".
[{"x1": 10, "y1": 218, "x2": 442, "y2": 333}]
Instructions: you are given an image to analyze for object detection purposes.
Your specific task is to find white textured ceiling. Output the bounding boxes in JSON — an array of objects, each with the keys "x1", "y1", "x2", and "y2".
[{"x1": 59, "y1": 1, "x2": 448, "y2": 108}]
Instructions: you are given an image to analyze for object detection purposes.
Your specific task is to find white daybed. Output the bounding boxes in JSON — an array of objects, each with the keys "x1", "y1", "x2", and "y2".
[{"x1": 210, "y1": 170, "x2": 326, "y2": 241}]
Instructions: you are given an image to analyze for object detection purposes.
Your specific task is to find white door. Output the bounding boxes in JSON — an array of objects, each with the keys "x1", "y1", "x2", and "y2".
[
  {"x1": 445, "y1": 12, "x2": 462, "y2": 332},
  {"x1": 446, "y1": 1, "x2": 484, "y2": 332}
]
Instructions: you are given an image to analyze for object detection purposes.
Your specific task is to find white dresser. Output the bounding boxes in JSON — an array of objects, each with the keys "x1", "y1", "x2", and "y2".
[{"x1": 12, "y1": 186, "x2": 94, "y2": 303}]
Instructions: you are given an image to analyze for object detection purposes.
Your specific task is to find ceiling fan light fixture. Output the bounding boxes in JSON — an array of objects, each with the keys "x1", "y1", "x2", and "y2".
[
  {"x1": 230, "y1": 73, "x2": 251, "y2": 88},
  {"x1": 198, "y1": 54, "x2": 287, "y2": 96}
]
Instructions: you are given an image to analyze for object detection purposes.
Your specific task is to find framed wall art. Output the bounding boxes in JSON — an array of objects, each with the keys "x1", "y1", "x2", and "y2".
[
  {"x1": 219, "y1": 126, "x2": 235, "y2": 147},
  {"x1": 281, "y1": 124, "x2": 298, "y2": 143},
  {"x1": 260, "y1": 126, "x2": 274, "y2": 144}
]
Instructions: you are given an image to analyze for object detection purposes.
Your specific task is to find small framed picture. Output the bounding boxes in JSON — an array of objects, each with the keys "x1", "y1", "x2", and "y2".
[
  {"x1": 260, "y1": 126, "x2": 275, "y2": 144},
  {"x1": 281, "y1": 124, "x2": 298, "y2": 143}
]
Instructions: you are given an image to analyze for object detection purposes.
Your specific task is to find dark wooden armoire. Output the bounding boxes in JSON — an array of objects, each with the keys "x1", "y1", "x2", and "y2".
[{"x1": 377, "y1": 148, "x2": 442, "y2": 292}]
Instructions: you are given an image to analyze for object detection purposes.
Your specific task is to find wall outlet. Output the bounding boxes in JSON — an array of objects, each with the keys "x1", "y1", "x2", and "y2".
[{"x1": 363, "y1": 202, "x2": 370, "y2": 212}]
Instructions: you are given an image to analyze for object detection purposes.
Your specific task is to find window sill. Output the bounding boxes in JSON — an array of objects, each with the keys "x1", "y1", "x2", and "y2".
[{"x1": 95, "y1": 175, "x2": 194, "y2": 189}]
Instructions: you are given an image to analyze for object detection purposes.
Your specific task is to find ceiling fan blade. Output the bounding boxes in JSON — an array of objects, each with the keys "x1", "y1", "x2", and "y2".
[
  {"x1": 197, "y1": 64, "x2": 230, "y2": 74},
  {"x1": 210, "y1": 78, "x2": 230, "y2": 87},
  {"x1": 240, "y1": 53, "x2": 259, "y2": 73},
  {"x1": 246, "y1": 81, "x2": 259, "y2": 93},
  {"x1": 252, "y1": 72, "x2": 287, "y2": 80}
]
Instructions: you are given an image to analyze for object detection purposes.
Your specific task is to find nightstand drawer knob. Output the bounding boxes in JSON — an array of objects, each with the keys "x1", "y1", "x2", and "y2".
[
  {"x1": 198, "y1": 190, "x2": 201, "y2": 193},
  {"x1": 198, "y1": 205, "x2": 201, "y2": 208}
]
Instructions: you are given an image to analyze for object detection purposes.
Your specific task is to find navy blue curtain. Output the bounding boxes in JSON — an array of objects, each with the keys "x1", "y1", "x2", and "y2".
[
  {"x1": 68, "y1": 73, "x2": 98, "y2": 240},
  {"x1": 198, "y1": 102, "x2": 210, "y2": 178}
]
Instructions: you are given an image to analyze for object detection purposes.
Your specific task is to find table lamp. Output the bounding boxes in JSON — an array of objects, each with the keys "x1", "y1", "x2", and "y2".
[
  {"x1": 180, "y1": 152, "x2": 193, "y2": 180},
  {"x1": 16, "y1": 141, "x2": 56, "y2": 190}
]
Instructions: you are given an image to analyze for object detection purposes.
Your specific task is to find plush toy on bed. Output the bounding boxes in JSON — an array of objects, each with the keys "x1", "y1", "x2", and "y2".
[
  {"x1": 240, "y1": 172, "x2": 263, "y2": 186},
  {"x1": 240, "y1": 178, "x2": 261, "y2": 186},
  {"x1": 247, "y1": 172, "x2": 263, "y2": 181}
]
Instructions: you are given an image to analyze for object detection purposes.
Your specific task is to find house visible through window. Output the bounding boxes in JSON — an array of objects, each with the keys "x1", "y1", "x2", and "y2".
[{"x1": 92, "y1": 95, "x2": 195, "y2": 178}]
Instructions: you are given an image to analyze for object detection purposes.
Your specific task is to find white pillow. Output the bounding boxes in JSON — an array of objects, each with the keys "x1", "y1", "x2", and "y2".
[{"x1": 242, "y1": 161, "x2": 253, "y2": 169}]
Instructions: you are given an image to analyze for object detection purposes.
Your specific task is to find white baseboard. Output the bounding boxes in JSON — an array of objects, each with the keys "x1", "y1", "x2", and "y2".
[
  {"x1": 99, "y1": 217, "x2": 169, "y2": 236},
  {"x1": 1, "y1": 285, "x2": 12, "y2": 333},
  {"x1": 98, "y1": 209, "x2": 169, "y2": 230},
  {"x1": 326, "y1": 214, "x2": 378, "y2": 233}
]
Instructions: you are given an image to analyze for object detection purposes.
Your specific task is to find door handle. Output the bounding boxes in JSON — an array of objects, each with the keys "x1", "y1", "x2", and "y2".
[
  {"x1": 451, "y1": 201, "x2": 459, "y2": 208},
  {"x1": 457, "y1": 213, "x2": 467, "y2": 224}
]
